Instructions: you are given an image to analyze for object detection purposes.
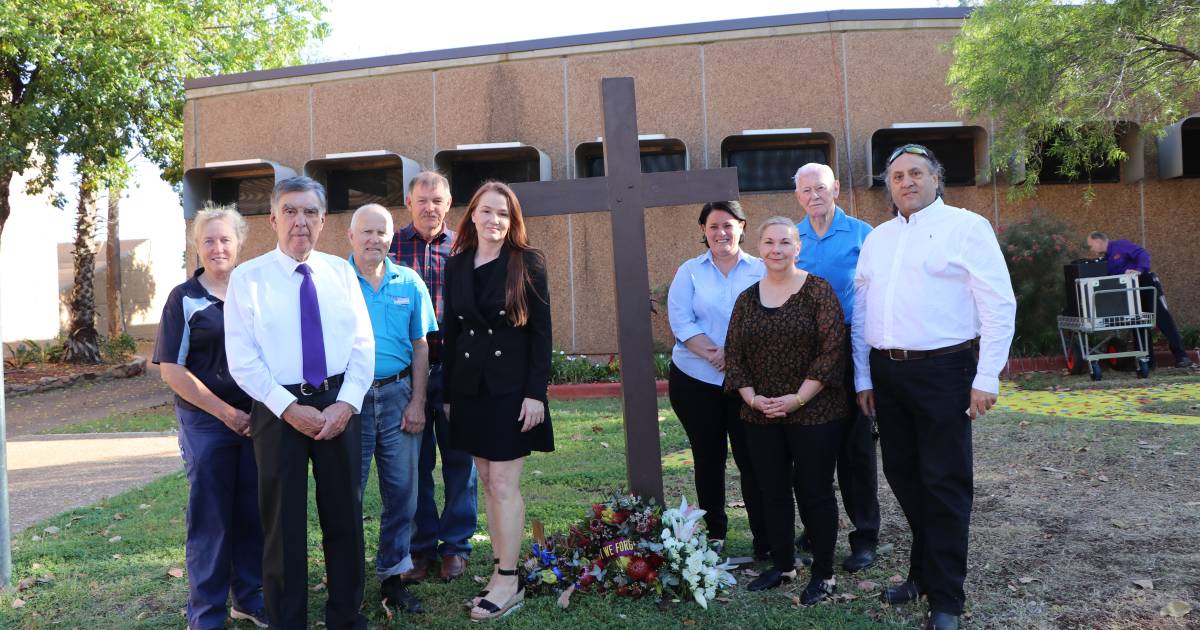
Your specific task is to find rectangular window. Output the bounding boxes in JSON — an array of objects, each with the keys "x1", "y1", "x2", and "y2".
[
  {"x1": 436, "y1": 146, "x2": 549, "y2": 205},
  {"x1": 721, "y1": 133, "x2": 834, "y2": 192},
  {"x1": 576, "y1": 138, "x2": 687, "y2": 178},
  {"x1": 1035, "y1": 129, "x2": 1123, "y2": 184},
  {"x1": 1182, "y1": 118, "x2": 1200, "y2": 178},
  {"x1": 870, "y1": 126, "x2": 985, "y2": 187},
  {"x1": 325, "y1": 167, "x2": 406, "y2": 212},
  {"x1": 210, "y1": 176, "x2": 273, "y2": 215}
]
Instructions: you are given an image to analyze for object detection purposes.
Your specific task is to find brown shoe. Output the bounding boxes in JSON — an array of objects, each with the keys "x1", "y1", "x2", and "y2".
[
  {"x1": 439, "y1": 554, "x2": 467, "y2": 581},
  {"x1": 398, "y1": 554, "x2": 433, "y2": 584}
]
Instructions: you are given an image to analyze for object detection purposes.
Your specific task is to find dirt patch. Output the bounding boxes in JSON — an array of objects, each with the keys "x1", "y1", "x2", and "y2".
[{"x1": 953, "y1": 412, "x2": 1199, "y2": 628}]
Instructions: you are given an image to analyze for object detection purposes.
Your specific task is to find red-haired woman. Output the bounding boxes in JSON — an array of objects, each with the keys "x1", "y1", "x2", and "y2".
[{"x1": 443, "y1": 181, "x2": 554, "y2": 621}]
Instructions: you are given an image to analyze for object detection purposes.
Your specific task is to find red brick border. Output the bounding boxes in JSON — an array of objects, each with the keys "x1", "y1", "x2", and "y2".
[{"x1": 548, "y1": 350, "x2": 1200, "y2": 399}]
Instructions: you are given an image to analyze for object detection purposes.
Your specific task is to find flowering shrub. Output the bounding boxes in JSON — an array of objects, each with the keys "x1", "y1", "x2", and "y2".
[
  {"x1": 523, "y1": 493, "x2": 734, "y2": 609},
  {"x1": 997, "y1": 211, "x2": 1083, "y2": 356},
  {"x1": 550, "y1": 350, "x2": 671, "y2": 384}
]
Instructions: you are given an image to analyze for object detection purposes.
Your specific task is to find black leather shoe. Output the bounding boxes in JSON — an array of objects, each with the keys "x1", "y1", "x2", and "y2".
[
  {"x1": 926, "y1": 611, "x2": 960, "y2": 630},
  {"x1": 382, "y1": 576, "x2": 424, "y2": 613},
  {"x1": 747, "y1": 568, "x2": 795, "y2": 591},
  {"x1": 842, "y1": 548, "x2": 877, "y2": 573},
  {"x1": 880, "y1": 580, "x2": 924, "y2": 604},
  {"x1": 800, "y1": 577, "x2": 836, "y2": 606},
  {"x1": 1176, "y1": 358, "x2": 1194, "y2": 369}
]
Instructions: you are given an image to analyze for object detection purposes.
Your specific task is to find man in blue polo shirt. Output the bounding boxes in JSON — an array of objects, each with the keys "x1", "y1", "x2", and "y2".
[
  {"x1": 348, "y1": 203, "x2": 439, "y2": 615},
  {"x1": 793, "y1": 162, "x2": 881, "y2": 573}
]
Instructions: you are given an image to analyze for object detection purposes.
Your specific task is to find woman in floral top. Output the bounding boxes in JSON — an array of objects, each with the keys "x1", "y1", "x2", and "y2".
[{"x1": 724, "y1": 216, "x2": 847, "y2": 604}]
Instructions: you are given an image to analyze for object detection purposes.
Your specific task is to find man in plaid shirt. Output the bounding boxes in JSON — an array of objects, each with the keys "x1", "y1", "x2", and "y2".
[{"x1": 388, "y1": 171, "x2": 478, "y2": 583}]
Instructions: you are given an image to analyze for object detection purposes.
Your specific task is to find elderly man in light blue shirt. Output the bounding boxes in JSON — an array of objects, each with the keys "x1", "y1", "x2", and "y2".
[
  {"x1": 666, "y1": 200, "x2": 769, "y2": 559},
  {"x1": 347, "y1": 204, "x2": 438, "y2": 616},
  {"x1": 793, "y1": 163, "x2": 880, "y2": 573}
]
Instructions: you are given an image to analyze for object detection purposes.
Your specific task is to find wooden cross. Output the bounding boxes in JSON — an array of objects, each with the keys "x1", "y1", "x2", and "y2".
[{"x1": 512, "y1": 77, "x2": 739, "y2": 502}]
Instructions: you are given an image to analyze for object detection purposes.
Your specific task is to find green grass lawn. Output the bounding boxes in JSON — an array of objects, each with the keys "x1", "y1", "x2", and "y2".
[
  {"x1": 41, "y1": 407, "x2": 177, "y2": 434},
  {"x1": 2, "y1": 397, "x2": 911, "y2": 629}
]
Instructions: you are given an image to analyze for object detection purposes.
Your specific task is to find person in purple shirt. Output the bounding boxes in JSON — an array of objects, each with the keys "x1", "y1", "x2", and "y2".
[{"x1": 1087, "y1": 231, "x2": 1193, "y2": 368}]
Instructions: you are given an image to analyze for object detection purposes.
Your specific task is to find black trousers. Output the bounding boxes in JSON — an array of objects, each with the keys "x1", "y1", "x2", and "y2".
[
  {"x1": 871, "y1": 348, "x2": 975, "y2": 616},
  {"x1": 1149, "y1": 274, "x2": 1188, "y2": 363},
  {"x1": 668, "y1": 364, "x2": 767, "y2": 549},
  {"x1": 250, "y1": 386, "x2": 366, "y2": 630},
  {"x1": 744, "y1": 420, "x2": 842, "y2": 577},
  {"x1": 796, "y1": 331, "x2": 880, "y2": 553}
]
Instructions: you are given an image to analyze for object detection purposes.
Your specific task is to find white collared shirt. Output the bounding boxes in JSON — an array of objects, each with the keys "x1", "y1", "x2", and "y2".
[
  {"x1": 851, "y1": 198, "x2": 1015, "y2": 394},
  {"x1": 225, "y1": 246, "x2": 375, "y2": 417}
]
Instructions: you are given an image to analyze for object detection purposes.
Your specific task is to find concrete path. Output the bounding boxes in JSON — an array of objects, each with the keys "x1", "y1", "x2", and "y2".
[
  {"x1": 4, "y1": 351, "x2": 181, "y2": 533},
  {"x1": 6, "y1": 432, "x2": 181, "y2": 533}
]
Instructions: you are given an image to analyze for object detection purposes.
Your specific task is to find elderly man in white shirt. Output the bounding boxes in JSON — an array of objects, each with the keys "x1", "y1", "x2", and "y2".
[
  {"x1": 852, "y1": 145, "x2": 1015, "y2": 630},
  {"x1": 225, "y1": 176, "x2": 374, "y2": 630}
]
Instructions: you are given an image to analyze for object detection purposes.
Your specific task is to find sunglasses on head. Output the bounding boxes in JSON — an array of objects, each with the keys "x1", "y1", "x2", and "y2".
[{"x1": 886, "y1": 144, "x2": 932, "y2": 166}]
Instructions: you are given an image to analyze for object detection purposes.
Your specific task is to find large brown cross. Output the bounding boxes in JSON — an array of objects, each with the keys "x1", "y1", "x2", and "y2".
[{"x1": 512, "y1": 77, "x2": 739, "y2": 502}]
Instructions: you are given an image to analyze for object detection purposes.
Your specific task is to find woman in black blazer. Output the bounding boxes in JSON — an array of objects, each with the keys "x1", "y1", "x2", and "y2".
[{"x1": 443, "y1": 181, "x2": 553, "y2": 621}]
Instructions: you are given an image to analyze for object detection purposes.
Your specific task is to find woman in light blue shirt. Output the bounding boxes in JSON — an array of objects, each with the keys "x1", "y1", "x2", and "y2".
[{"x1": 667, "y1": 200, "x2": 768, "y2": 557}]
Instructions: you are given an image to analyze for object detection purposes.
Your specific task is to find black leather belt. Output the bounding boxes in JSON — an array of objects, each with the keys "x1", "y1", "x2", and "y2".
[
  {"x1": 873, "y1": 339, "x2": 977, "y2": 362},
  {"x1": 285, "y1": 373, "x2": 345, "y2": 397},
  {"x1": 372, "y1": 366, "x2": 412, "y2": 388}
]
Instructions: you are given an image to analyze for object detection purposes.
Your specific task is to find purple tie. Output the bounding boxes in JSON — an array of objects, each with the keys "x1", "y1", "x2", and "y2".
[{"x1": 296, "y1": 263, "x2": 327, "y2": 388}]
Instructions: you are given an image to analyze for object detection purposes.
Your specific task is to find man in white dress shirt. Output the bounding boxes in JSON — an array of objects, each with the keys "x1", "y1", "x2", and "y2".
[
  {"x1": 225, "y1": 176, "x2": 375, "y2": 630},
  {"x1": 852, "y1": 145, "x2": 1015, "y2": 630}
]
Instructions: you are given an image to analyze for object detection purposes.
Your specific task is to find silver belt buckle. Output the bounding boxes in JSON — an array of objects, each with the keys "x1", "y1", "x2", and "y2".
[
  {"x1": 889, "y1": 349, "x2": 909, "y2": 361},
  {"x1": 299, "y1": 381, "x2": 320, "y2": 396}
]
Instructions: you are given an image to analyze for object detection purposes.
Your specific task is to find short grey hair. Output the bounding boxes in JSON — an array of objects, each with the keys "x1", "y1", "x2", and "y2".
[
  {"x1": 407, "y1": 170, "x2": 450, "y2": 195},
  {"x1": 271, "y1": 176, "x2": 327, "y2": 214},
  {"x1": 1088, "y1": 231, "x2": 1108, "y2": 241},
  {"x1": 793, "y1": 162, "x2": 836, "y2": 187},
  {"x1": 757, "y1": 215, "x2": 800, "y2": 241},
  {"x1": 192, "y1": 204, "x2": 248, "y2": 251},
  {"x1": 350, "y1": 203, "x2": 393, "y2": 233}
]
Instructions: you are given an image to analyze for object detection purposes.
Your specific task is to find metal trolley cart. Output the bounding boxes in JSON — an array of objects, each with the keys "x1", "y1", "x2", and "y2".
[{"x1": 1057, "y1": 272, "x2": 1156, "y2": 381}]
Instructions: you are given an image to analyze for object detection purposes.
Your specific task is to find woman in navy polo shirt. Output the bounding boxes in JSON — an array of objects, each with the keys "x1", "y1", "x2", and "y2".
[{"x1": 153, "y1": 206, "x2": 267, "y2": 630}]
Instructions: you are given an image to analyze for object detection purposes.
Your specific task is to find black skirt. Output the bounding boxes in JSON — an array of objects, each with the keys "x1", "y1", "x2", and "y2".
[{"x1": 448, "y1": 385, "x2": 554, "y2": 461}]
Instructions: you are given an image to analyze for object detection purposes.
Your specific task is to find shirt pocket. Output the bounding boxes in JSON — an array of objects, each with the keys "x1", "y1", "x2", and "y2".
[{"x1": 384, "y1": 293, "x2": 414, "y2": 340}]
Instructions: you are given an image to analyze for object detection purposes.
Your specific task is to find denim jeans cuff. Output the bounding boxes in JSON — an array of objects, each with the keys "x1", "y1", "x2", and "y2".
[{"x1": 377, "y1": 554, "x2": 415, "y2": 580}]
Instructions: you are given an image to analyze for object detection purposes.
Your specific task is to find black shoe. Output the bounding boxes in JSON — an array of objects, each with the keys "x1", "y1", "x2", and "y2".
[
  {"x1": 881, "y1": 580, "x2": 924, "y2": 604},
  {"x1": 794, "y1": 532, "x2": 811, "y2": 553},
  {"x1": 381, "y1": 576, "x2": 424, "y2": 613},
  {"x1": 1176, "y1": 358, "x2": 1194, "y2": 368},
  {"x1": 800, "y1": 577, "x2": 836, "y2": 606},
  {"x1": 842, "y1": 548, "x2": 877, "y2": 573},
  {"x1": 747, "y1": 568, "x2": 795, "y2": 591},
  {"x1": 926, "y1": 611, "x2": 960, "y2": 630}
]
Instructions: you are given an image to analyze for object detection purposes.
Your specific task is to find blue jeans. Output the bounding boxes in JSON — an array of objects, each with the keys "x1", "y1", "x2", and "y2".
[
  {"x1": 177, "y1": 405, "x2": 264, "y2": 630},
  {"x1": 359, "y1": 376, "x2": 422, "y2": 579},
  {"x1": 412, "y1": 364, "x2": 478, "y2": 558}
]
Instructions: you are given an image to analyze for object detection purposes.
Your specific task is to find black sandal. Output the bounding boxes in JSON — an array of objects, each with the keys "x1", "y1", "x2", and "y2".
[{"x1": 469, "y1": 567, "x2": 524, "y2": 621}]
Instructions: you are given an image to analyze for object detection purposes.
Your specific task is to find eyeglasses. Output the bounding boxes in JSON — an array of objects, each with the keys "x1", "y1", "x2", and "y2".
[{"x1": 886, "y1": 144, "x2": 932, "y2": 166}]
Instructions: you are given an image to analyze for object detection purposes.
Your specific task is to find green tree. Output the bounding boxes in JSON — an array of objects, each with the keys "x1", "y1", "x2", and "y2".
[
  {"x1": 0, "y1": 0, "x2": 327, "y2": 361},
  {"x1": 948, "y1": 0, "x2": 1200, "y2": 195}
]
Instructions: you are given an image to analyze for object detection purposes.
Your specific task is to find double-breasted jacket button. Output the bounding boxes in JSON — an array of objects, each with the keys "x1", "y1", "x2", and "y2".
[
  {"x1": 488, "y1": 329, "x2": 493, "y2": 334},
  {"x1": 458, "y1": 315, "x2": 464, "y2": 320},
  {"x1": 494, "y1": 350, "x2": 502, "y2": 357},
  {"x1": 464, "y1": 352, "x2": 470, "y2": 358},
  {"x1": 469, "y1": 329, "x2": 475, "y2": 336},
  {"x1": 499, "y1": 310, "x2": 506, "y2": 316}
]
